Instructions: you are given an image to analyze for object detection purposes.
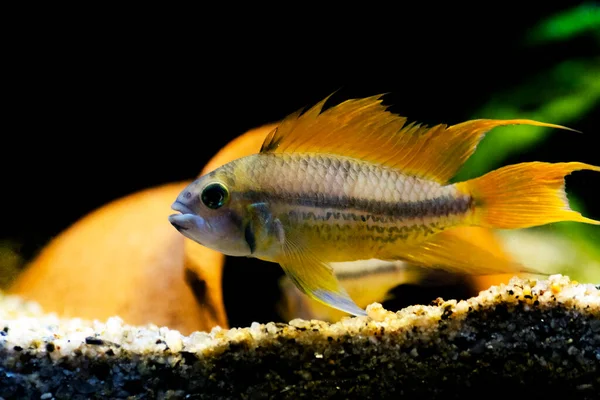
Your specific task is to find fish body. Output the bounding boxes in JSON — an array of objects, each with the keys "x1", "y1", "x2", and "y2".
[
  {"x1": 169, "y1": 94, "x2": 600, "y2": 317},
  {"x1": 210, "y1": 152, "x2": 466, "y2": 260}
]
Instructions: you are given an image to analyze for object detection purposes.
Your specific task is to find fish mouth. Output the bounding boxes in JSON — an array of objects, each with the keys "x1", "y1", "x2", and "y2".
[
  {"x1": 169, "y1": 201, "x2": 195, "y2": 231},
  {"x1": 170, "y1": 201, "x2": 194, "y2": 215},
  {"x1": 168, "y1": 215, "x2": 189, "y2": 231}
]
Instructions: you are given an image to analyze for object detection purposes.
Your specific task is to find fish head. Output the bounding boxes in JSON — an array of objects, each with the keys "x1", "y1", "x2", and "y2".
[{"x1": 168, "y1": 168, "x2": 252, "y2": 257}]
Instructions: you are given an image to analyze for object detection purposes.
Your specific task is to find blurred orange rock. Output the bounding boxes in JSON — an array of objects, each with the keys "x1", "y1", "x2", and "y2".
[{"x1": 8, "y1": 123, "x2": 277, "y2": 335}]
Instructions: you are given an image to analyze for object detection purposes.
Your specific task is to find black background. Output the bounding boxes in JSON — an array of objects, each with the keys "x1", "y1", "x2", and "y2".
[{"x1": 3, "y1": 4, "x2": 599, "y2": 325}]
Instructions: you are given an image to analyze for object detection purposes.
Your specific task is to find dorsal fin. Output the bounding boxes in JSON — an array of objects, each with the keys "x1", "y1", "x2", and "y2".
[{"x1": 260, "y1": 94, "x2": 576, "y2": 184}]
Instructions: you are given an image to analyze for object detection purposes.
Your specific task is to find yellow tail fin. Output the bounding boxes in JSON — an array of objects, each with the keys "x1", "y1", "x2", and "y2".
[{"x1": 457, "y1": 162, "x2": 600, "y2": 229}]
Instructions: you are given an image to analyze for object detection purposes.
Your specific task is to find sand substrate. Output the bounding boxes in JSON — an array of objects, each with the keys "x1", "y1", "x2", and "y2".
[{"x1": 0, "y1": 274, "x2": 599, "y2": 399}]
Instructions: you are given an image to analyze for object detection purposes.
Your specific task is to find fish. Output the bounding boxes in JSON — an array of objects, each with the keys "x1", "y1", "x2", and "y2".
[{"x1": 168, "y1": 94, "x2": 600, "y2": 317}]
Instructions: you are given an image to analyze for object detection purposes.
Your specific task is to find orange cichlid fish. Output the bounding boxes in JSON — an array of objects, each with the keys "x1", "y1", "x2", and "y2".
[{"x1": 168, "y1": 94, "x2": 600, "y2": 317}]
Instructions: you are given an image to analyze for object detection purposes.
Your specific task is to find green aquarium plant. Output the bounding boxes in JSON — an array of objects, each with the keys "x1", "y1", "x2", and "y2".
[{"x1": 455, "y1": 4, "x2": 600, "y2": 280}]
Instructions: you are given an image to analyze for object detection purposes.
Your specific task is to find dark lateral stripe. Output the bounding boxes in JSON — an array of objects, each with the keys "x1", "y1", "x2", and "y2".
[{"x1": 243, "y1": 190, "x2": 472, "y2": 219}]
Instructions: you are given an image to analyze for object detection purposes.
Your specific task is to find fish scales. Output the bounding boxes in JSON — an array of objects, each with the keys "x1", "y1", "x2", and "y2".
[{"x1": 235, "y1": 152, "x2": 471, "y2": 258}]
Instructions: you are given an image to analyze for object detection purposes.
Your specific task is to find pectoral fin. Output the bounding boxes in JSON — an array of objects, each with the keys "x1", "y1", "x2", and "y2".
[
  {"x1": 277, "y1": 233, "x2": 367, "y2": 317},
  {"x1": 391, "y1": 227, "x2": 540, "y2": 276}
]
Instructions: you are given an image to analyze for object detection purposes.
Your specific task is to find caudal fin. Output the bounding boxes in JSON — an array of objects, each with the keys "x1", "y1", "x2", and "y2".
[{"x1": 456, "y1": 162, "x2": 600, "y2": 229}]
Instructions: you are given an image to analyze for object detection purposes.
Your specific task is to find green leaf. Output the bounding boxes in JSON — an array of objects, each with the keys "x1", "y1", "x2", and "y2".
[{"x1": 526, "y1": 3, "x2": 600, "y2": 44}]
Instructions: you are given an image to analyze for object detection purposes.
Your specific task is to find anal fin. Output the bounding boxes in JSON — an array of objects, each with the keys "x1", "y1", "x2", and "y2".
[{"x1": 390, "y1": 227, "x2": 540, "y2": 276}]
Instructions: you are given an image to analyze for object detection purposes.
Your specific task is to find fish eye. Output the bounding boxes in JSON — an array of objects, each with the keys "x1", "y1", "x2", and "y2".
[{"x1": 201, "y1": 182, "x2": 230, "y2": 209}]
